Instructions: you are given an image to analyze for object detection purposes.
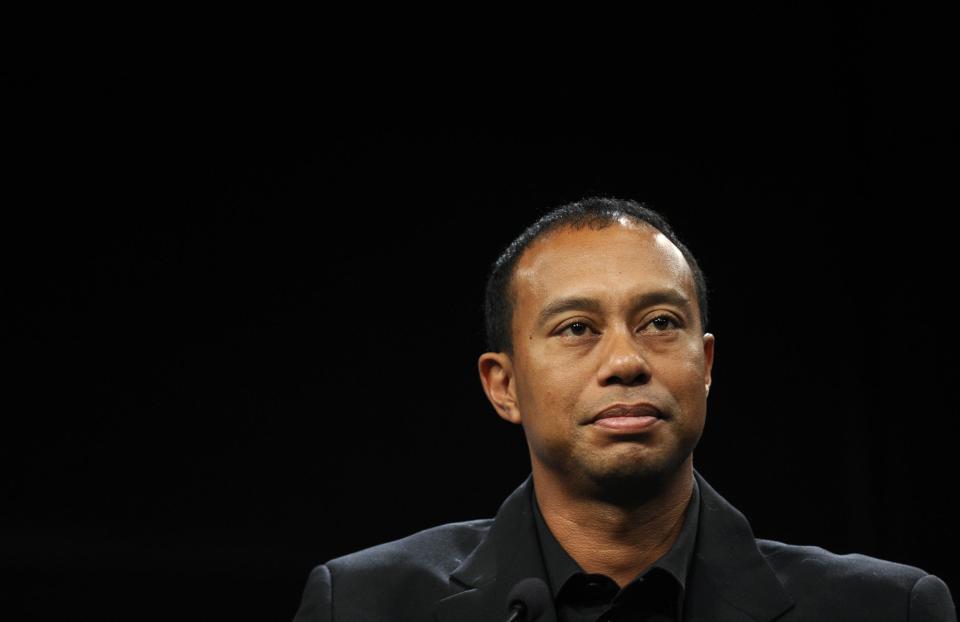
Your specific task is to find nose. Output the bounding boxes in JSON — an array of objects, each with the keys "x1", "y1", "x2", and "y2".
[{"x1": 596, "y1": 328, "x2": 652, "y2": 387}]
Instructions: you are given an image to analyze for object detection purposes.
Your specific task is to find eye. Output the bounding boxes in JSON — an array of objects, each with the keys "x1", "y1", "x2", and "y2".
[
  {"x1": 645, "y1": 315, "x2": 680, "y2": 332},
  {"x1": 559, "y1": 321, "x2": 597, "y2": 338}
]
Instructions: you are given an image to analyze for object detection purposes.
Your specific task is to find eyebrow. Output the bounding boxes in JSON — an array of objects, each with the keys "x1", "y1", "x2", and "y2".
[{"x1": 535, "y1": 289, "x2": 693, "y2": 329}]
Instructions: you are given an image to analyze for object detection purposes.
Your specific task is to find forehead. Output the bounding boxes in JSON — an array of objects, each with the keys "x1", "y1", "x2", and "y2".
[{"x1": 512, "y1": 221, "x2": 695, "y2": 313}]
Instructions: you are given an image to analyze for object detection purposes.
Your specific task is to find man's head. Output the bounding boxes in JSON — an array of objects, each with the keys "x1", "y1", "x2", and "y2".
[
  {"x1": 484, "y1": 197, "x2": 709, "y2": 356},
  {"x1": 478, "y1": 197, "x2": 714, "y2": 501}
]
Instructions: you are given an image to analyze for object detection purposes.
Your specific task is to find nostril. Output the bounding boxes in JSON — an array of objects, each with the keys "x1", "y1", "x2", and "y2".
[
  {"x1": 603, "y1": 371, "x2": 650, "y2": 387},
  {"x1": 598, "y1": 342, "x2": 652, "y2": 386}
]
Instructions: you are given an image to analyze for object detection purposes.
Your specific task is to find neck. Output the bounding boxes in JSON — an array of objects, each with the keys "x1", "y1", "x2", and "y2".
[{"x1": 532, "y1": 460, "x2": 694, "y2": 588}]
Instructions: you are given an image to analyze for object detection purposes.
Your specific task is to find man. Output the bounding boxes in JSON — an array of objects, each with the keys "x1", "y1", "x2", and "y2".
[{"x1": 293, "y1": 197, "x2": 956, "y2": 621}]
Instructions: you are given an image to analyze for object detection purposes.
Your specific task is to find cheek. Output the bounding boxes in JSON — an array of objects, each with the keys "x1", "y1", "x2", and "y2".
[
  {"x1": 519, "y1": 369, "x2": 576, "y2": 415},
  {"x1": 515, "y1": 363, "x2": 584, "y2": 431},
  {"x1": 661, "y1": 346, "x2": 708, "y2": 401}
]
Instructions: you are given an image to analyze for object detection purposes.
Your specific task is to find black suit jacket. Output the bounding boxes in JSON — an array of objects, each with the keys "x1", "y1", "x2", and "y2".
[{"x1": 293, "y1": 473, "x2": 956, "y2": 621}]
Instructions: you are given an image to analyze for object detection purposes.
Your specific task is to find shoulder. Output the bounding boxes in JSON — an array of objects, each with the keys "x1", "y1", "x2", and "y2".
[
  {"x1": 757, "y1": 538, "x2": 927, "y2": 587},
  {"x1": 293, "y1": 519, "x2": 493, "y2": 622},
  {"x1": 756, "y1": 539, "x2": 956, "y2": 620},
  {"x1": 326, "y1": 518, "x2": 493, "y2": 579}
]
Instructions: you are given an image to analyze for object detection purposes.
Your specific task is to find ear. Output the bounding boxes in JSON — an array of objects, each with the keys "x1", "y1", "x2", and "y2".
[
  {"x1": 702, "y1": 333, "x2": 715, "y2": 395},
  {"x1": 478, "y1": 352, "x2": 522, "y2": 425}
]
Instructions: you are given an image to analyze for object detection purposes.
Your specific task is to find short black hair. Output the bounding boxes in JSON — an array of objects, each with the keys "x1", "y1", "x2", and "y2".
[{"x1": 483, "y1": 197, "x2": 709, "y2": 354}]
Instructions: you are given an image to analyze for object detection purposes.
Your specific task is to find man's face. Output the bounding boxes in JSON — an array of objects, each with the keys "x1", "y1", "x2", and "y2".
[{"x1": 489, "y1": 221, "x2": 714, "y2": 495}]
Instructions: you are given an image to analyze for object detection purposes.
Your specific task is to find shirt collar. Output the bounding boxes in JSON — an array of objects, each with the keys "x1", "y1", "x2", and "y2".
[{"x1": 532, "y1": 476, "x2": 701, "y2": 598}]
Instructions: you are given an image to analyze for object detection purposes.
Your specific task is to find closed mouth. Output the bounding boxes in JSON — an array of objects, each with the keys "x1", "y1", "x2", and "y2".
[{"x1": 591, "y1": 402, "x2": 664, "y2": 423}]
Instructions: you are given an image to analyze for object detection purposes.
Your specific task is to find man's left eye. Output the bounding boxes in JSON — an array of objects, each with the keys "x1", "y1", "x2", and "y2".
[{"x1": 648, "y1": 316, "x2": 678, "y2": 331}]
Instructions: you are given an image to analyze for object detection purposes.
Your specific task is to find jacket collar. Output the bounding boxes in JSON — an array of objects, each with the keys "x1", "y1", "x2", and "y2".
[
  {"x1": 435, "y1": 472, "x2": 795, "y2": 622},
  {"x1": 437, "y1": 475, "x2": 558, "y2": 622},
  {"x1": 684, "y1": 472, "x2": 795, "y2": 621}
]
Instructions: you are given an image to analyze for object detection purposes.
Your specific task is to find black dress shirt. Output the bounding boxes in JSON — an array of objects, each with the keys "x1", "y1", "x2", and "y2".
[{"x1": 532, "y1": 479, "x2": 701, "y2": 622}]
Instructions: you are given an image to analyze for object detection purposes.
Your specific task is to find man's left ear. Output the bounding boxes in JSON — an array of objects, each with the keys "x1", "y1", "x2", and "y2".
[{"x1": 702, "y1": 333, "x2": 715, "y2": 394}]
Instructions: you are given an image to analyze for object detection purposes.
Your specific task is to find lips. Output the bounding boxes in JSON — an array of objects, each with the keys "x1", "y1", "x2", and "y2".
[
  {"x1": 590, "y1": 402, "x2": 665, "y2": 433},
  {"x1": 592, "y1": 403, "x2": 664, "y2": 422}
]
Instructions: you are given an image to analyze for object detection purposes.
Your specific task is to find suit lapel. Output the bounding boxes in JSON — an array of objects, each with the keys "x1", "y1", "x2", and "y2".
[
  {"x1": 436, "y1": 472, "x2": 794, "y2": 622},
  {"x1": 435, "y1": 476, "x2": 558, "y2": 622},
  {"x1": 686, "y1": 472, "x2": 795, "y2": 622}
]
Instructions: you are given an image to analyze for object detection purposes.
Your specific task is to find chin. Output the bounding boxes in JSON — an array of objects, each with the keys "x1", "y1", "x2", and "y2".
[{"x1": 582, "y1": 452, "x2": 690, "y2": 505}]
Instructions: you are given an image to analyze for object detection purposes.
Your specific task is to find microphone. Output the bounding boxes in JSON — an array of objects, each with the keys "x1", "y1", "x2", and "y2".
[{"x1": 505, "y1": 577, "x2": 551, "y2": 622}]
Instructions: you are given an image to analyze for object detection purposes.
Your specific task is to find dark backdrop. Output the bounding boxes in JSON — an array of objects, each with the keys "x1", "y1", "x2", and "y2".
[{"x1": 5, "y1": 14, "x2": 958, "y2": 621}]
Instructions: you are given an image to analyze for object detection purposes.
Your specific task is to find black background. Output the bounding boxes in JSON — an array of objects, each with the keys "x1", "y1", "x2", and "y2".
[{"x1": 5, "y1": 10, "x2": 959, "y2": 620}]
